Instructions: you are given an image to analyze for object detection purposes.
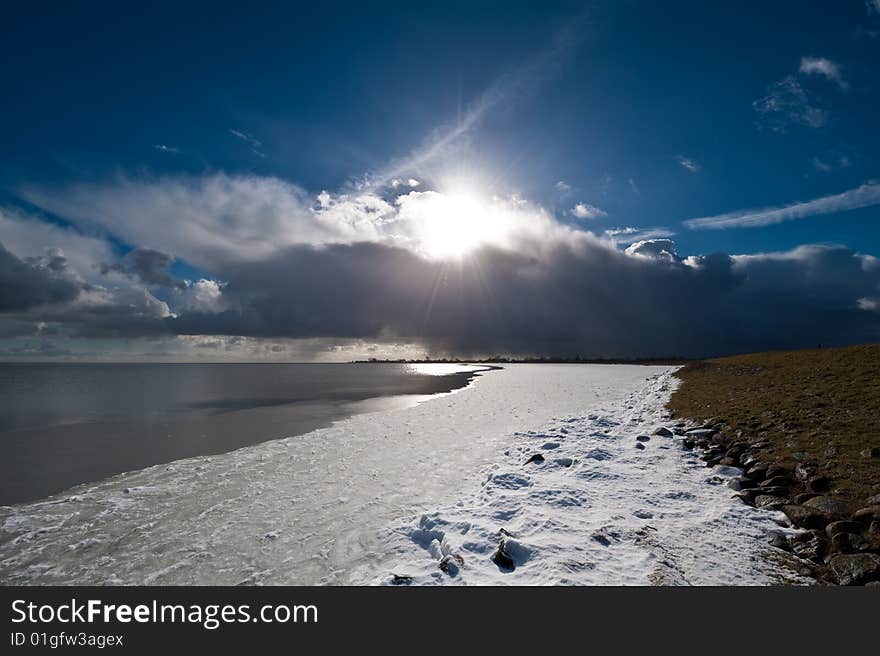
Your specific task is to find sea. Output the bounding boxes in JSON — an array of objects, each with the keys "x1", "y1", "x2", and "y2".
[{"x1": 0, "y1": 362, "x2": 482, "y2": 505}]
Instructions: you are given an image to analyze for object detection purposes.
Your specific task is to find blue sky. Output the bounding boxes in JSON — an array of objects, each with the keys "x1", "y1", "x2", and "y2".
[{"x1": 1, "y1": 1, "x2": 880, "y2": 359}]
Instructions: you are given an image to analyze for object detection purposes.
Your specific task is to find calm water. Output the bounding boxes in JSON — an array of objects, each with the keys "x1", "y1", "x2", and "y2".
[{"x1": 0, "y1": 363, "x2": 482, "y2": 505}]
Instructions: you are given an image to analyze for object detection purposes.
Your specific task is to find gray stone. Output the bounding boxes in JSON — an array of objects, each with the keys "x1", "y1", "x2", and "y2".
[
  {"x1": 653, "y1": 427, "x2": 673, "y2": 437},
  {"x1": 795, "y1": 462, "x2": 818, "y2": 481},
  {"x1": 803, "y1": 496, "x2": 849, "y2": 518},
  {"x1": 860, "y1": 447, "x2": 880, "y2": 459},
  {"x1": 636, "y1": 435, "x2": 651, "y2": 442},
  {"x1": 825, "y1": 520, "x2": 863, "y2": 538},
  {"x1": 827, "y1": 553, "x2": 880, "y2": 586},
  {"x1": 789, "y1": 531, "x2": 825, "y2": 561},
  {"x1": 755, "y1": 495, "x2": 789, "y2": 509},
  {"x1": 782, "y1": 504, "x2": 832, "y2": 530},
  {"x1": 684, "y1": 428, "x2": 716, "y2": 438},
  {"x1": 524, "y1": 453, "x2": 545, "y2": 465},
  {"x1": 491, "y1": 540, "x2": 515, "y2": 571},
  {"x1": 760, "y1": 475, "x2": 791, "y2": 488},
  {"x1": 852, "y1": 505, "x2": 880, "y2": 524},
  {"x1": 634, "y1": 442, "x2": 646, "y2": 450}
]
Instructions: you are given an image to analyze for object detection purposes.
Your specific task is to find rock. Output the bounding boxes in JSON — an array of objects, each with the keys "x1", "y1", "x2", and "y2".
[
  {"x1": 768, "y1": 533, "x2": 790, "y2": 551},
  {"x1": 390, "y1": 573, "x2": 413, "y2": 585},
  {"x1": 685, "y1": 428, "x2": 716, "y2": 438},
  {"x1": 852, "y1": 505, "x2": 880, "y2": 524},
  {"x1": 782, "y1": 504, "x2": 833, "y2": 530},
  {"x1": 807, "y1": 476, "x2": 830, "y2": 493},
  {"x1": 746, "y1": 462, "x2": 770, "y2": 480},
  {"x1": 636, "y1": 435, "x2": 651, "y2": 442},
  {"x1": 860, "y1": 447, "x2": 880, "y2": 459},
  {"x1": 825, "y1": 446, "x2": 839, "y2": 458},
  {"x1": 789, "y1": 531, "x2": 825, "y2": 562},
  {"x1": 757, "y1": 486, "x2": 789, "y2": 497},
  {"x1": 765, "y1": 464, "x2": 789, "y2": 479},
  {"x1": 794, "y1": 492, "x2": 819, "y2": 505},
  {"x1": 827, "y1": 553, "x2": 880, "y2": 586},
  {"x1": 591, "y1": 531, "x2": 612, "y2": 546},
  {"x1": 491, "y1": 539, "x2": 515, "y2": 571},
  {"x1": 719, "y1": 457, "x2": 739, "y2": 467},
  {"x1": 830, "y1": 532, "x2": 869, "y2": 554},
  {"x1": 825, "y1": 520, "x2": 863, "y2": 538},
  {"x1": 634, "y1": 442, "x2": 646, "y2": 450},
  {"x1": 865, "y1": 494, "x2": 880, "y2": 506},
  {"x1": 682, "y1": 438, "x2": 696, "y2": 449},
  {"x1": 524, "y1": 453, "x2": 545, "y2": 465},
  {"x1": 803, "y1": 496, "x2": 849, "y2": 518},
  {"x1": 438, "y1": 553, "x2": 463, "y2": 575},
  {"x1": 795, "y1": 462, "x2": 818, "y2": 481},
  {"x1": 760, "y1": 475, "x2": 791, "y2": 488},
  {"x1": 653, "y1": 427, "x2": 673, "y2": 437},
  {"x1": 755, "y1": 495, "x2": 789, "y2": 509},
  {"x1": 123, "y1": 488, "x2": 131, "y2": 494}
]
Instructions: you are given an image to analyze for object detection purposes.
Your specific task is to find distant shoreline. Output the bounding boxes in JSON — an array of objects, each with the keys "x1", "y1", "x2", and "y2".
[{"x1": 353, "y1": 357, "x2": 689, "y2": 366}]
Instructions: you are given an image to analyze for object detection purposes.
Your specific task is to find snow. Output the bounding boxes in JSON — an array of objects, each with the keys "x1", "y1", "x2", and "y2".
[
  {"x1": 0, "y1": 365, "x2": 799, "y2": 585},
  {"x1": 355, "y1": 370, "x2": 803, "y2": 585}
]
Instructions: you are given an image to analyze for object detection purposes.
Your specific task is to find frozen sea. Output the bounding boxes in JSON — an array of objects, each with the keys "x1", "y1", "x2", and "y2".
[{"x1": 0, "y1": 364, "x2": 797, "y2": 585}]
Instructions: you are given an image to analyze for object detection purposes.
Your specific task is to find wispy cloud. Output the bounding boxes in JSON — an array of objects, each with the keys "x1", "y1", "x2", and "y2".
[
  {"x1": 676, "y1": 156, "x2": 700, "y2": 173},
  {"x1": 229, "y1": 129, "x2": 266, "y2": 158},
  {"x1": 752, "y1": 76, "x2": 827, "y2": 132},
  {"x1": 684, "y1": 182, "x2": 880, "y2": 230},
  {"x1": 571, "y1": 202, "x2": 606, "y2": 219},
  {"x1": 604, "y1": 226, "x2": 674, "y2": 243},
  {"x1": 868, "y1": 0, "x2": 880, "y2": 15},
  {"x1": 799, "y1": 56, "x2": 848, "y2": 90},
  {"x1": 554, "y1": 180, "x2": 572, "y2": 194},
  {"x1": 154, "y1": 144, "x2": 180, "y2": 154}
]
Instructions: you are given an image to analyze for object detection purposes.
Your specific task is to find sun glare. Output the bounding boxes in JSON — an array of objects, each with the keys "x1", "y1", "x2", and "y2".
[{"x1": 415, "y1": 188, "x2": 509, "y2": 259}]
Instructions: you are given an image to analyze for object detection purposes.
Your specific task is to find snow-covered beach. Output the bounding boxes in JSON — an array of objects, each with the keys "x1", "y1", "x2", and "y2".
[{"x1": 0, "y1": 365, "x2": 795, "y2": 585}]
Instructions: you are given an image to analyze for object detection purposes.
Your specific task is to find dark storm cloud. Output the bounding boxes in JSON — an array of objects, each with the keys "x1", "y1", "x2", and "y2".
[
  {"x1": 102, "y1": 247, "x2": 187, "y2": 289},
  {"x1": 166, "y1": 239, "x2": 880, "y2": 358},
  {"x1": 0, "y1": 241, "x2": 80, "y2": 312}
]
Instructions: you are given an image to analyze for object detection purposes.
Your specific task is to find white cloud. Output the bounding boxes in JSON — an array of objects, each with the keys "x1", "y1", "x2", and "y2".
[
  {"x1": 624, "y1": 239, "x2": 678, "y2": 262},
  {"x1": 554, "y1": 180, "x2": 572, "y2": 194},
  {"x1": 858, "y1": 297, "x2": 879, "y2": 311},
  {"x1": 179, "y1": 279, "x2": 227, "y2": 313},
  {"x1": 752, "y1": 76, "x2": 827, "y2": 132},
  {"x1": 867, "y1": 0, "x2": 880, "y2": 15},
  {"x1": 571, "y1": 202, "x2": 607, "y2": 219},
  {"x1": 154, "y1": 144, "x2": 180, "y2": 154},
  {"x1": 677, "y1": 156, "x2": 700, "y2": 173},
  {"x1": 604, "y1": 226, "x2": 675, "y2": 243},
  {"x1": 799, "y1": 56, "x2": 848, "y2": 90},
  {"x1": 684, "y1": 182, "x2": 880, "y2": 230}
]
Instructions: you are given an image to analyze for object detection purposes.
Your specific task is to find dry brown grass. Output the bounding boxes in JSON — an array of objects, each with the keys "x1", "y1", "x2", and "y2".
[{"x1": 668, "y1": 343, "x2": 880, "y2": 508}]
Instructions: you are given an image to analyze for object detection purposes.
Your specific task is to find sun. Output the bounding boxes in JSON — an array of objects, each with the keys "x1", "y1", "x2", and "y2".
[{"x1": 413, "y1": 187, "x2": 510, "y2": 259}]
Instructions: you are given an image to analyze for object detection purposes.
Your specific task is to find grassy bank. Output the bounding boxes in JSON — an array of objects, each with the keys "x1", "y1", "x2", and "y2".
[
  {"x1": 668, "y1": 344, "x2": 880, "y2": 508},
  {"x1": 667, "y1": 344, "x2": 880, "y2": 584}
]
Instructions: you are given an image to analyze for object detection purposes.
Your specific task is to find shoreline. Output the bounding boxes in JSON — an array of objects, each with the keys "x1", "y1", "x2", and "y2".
[
  {"x1": 0, "y1": 363, "x2": 491, "y2": 506},
  {"x1": 2, "y1": 364, "x2": 663, "y2": 585},
  {"x1": 668, "y1": 345, "x2": 880, "y2": 586},
  {"x1": 357, "y1": 368, "x2": 795, "y2": 585}
]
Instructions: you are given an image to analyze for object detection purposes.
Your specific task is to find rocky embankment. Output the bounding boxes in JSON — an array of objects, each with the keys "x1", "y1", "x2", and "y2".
[{"x1": 670, "y1": 418, "x2": 880, "y2": 585}]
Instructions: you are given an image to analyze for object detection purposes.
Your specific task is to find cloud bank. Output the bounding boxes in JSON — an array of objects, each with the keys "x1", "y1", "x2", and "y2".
[{"x1": 3, "y1": 174, "x2": 879, "y2": 360}]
